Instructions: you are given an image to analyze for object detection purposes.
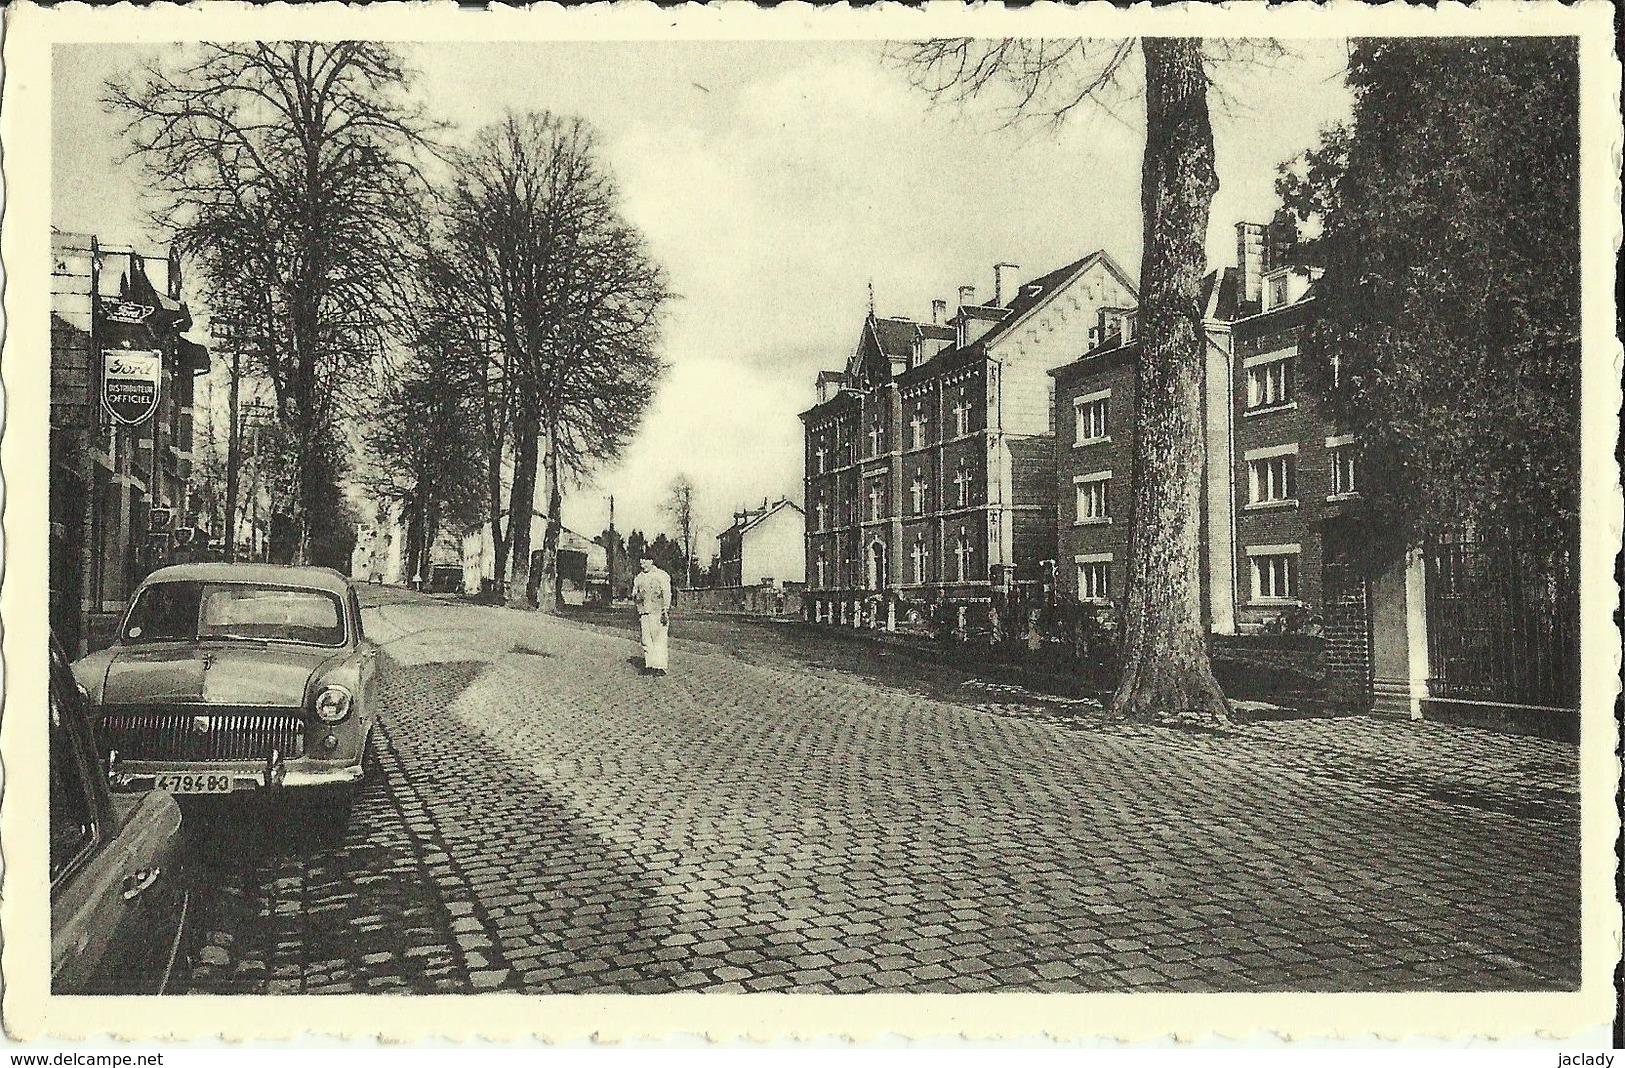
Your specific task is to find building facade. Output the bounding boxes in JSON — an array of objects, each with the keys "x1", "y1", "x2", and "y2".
[
  {"x1": 801, "y1": 254, "x2": 1137, "y2": 627},
  {"x1": 717, "y1": 498, "x2": 805, "y2": 589},
  {"x1": 1050, "y1": 214, "x2": 1390, "y2": 707},
  {"x1": 1050, "y1": 268, "x2": 1242, "y2": 631},
  {"x1": 50, "y1": 231, "x2": 211, "y2": 655}
]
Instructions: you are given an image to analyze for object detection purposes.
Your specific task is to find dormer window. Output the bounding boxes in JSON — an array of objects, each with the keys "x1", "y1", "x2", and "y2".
[{"x1": 1267, "y1": 272, "x2": 1290, "y2": 310}]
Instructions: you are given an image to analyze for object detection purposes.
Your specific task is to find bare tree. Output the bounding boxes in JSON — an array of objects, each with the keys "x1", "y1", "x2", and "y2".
[
  {"x1": 893, "y1": 37, "x2": 1234, "y2": 729},
  {"x1": 431, "y1": 112, "x2": 668, "y2": 611},
  {"x1": 360, "y1": 323, "x2": 487, "y2": 588},
  {"x1": 108, "y1": 42, "x2": 433, "y2": 562},
  {"x1": 664, "y1": 475, "x2": 697, "y2": 589}
]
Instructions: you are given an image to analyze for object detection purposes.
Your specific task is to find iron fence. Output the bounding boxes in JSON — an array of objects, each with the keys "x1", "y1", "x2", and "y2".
[{"x1": 1424, "y1": 534, "x2": 1580, "y2": 711}]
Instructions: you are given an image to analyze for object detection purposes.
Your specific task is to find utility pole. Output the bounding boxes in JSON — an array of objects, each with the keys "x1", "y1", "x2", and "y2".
[
  {"x1": 224, "y1": 336, "x2": 242, "y2": 562},
  {"x1": 606, "y1": 494, "x2": 616, "y2": 604}
]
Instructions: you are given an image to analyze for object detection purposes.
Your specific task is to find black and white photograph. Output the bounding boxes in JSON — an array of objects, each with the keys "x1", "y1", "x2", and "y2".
[{"x1": 2, "y1": 0, "x2": 1618, "y2": 1046}]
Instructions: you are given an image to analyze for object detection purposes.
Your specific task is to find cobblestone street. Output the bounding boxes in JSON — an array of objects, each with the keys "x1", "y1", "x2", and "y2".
[{"x1": 182, "y1": 586, "x2": 1580, "y2": 995}]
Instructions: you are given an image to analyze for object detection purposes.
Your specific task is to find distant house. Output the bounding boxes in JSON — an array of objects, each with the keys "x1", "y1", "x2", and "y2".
[
  {"x1": 717, "y1": 498, "x2": 805, "y2": 588},
  {"x1": 461, "y1": 512, "x2": 608, "y2": 604}
]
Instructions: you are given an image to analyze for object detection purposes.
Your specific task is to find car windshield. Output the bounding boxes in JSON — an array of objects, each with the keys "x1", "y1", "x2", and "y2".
[{"x1": 122, "y1": 582, "x2": 346, "y2": 647}]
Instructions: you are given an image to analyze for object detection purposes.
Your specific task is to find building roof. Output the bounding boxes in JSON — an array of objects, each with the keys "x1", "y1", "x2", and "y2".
[
  {"x1": 1048, "y1": 336, "x2": 1139, "y2": 383},
  {"x1": 140, "y1": 562, "x2": 353, "y2": 596},
  {"x1": 975, "y1": 250, "x2": 1137, "y2": 352},
  {"x1": 871, "y1": 316, "x2": 923, "y2": 360},
  {"x1": 1202, "y1": 267, "x2": 1243, "y2": 323},
  {"x1": 719, "y1": 498, "x2": 804, "y2": 542},
  {"x1": 816, "y1": 250, "x2": 1136, "y2": 406}
]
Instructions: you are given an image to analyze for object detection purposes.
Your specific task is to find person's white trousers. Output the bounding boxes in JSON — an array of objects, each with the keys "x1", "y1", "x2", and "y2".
[{"x1": 640, "y1": 612, "x2": 669, "y2": 671}]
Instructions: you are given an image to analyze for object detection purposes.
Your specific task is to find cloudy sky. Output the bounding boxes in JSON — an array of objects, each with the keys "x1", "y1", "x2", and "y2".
[{"x1": 53, "y1": 39, "x2": 1353, "y2": 550}]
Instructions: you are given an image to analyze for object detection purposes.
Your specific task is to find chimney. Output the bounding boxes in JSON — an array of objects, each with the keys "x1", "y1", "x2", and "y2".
[
  {"x1": 957, "y1": 284, "x2": 975, "y2": 309},
  {"x1": 1236, "y1": 221, "x2": 1266, "y2": 306},
  {"x1": 931, "y1": 299, "x2": 947, "y2": 325},
  {"x1": 993, "y1": 262, "x2": 1020, "y2": 306}
]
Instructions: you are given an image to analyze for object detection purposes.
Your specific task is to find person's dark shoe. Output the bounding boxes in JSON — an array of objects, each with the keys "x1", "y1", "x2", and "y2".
[{"x1": 653, "y1": 668, "x2": 666, "y2": 677}]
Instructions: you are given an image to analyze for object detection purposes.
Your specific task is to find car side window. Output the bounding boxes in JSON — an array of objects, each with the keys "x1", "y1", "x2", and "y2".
[{"x1": 49, "y1": 691, "x2": 96, "y2": 882}]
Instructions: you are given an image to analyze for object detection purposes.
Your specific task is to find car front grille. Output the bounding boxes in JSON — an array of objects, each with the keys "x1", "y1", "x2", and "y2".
[{"x1": 96, "y1": 708, "x2": 307, "y2": 762}]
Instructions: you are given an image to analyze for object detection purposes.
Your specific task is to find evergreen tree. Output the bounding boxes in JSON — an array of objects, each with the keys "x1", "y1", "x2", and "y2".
[{"x1": 1277, "y1": 38, "x2": 1580, "y2": 552}]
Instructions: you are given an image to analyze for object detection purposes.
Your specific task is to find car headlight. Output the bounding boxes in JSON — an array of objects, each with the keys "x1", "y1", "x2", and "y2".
[{"x1": 313, "y1": 684, "x2": 353, "y2": 724}]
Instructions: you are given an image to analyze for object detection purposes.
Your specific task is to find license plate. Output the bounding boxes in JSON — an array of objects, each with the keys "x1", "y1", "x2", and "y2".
[{"x1": 154, "y1": 772, "x2": 236, "y2": 794}]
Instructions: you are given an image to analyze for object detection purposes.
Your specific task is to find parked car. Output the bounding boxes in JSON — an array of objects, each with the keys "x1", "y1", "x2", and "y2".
[
  {"x1": 51, "y1": 632, "x2": 189, "y2": 994},
  {"x1": 71, "y1": 563, "x2": 379, "y2": 831}
]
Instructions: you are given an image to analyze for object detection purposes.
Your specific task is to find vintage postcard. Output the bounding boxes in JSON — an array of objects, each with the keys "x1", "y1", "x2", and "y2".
[{"x1": 2, "y1": 0, "x2": 1619, "y2": 1046}]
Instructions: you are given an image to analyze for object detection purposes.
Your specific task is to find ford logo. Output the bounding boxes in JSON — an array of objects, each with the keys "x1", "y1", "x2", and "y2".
[{"x1": 191, "y1": 716, "x2": 212, "y2": 734}]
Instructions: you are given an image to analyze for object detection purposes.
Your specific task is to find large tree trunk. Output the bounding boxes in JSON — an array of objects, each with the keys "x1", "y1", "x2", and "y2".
[
  {"x1": 538, "y1": 420, "x2": 564, "y2": 614},
  {"x1": 482, "y1": 423, "x2": 508, "y2": 603},
  {"x1": 403, "y1": 495, "x2": 423, "y2": 588},
  {"x1": 1111, "y1": 38, "x2": 1232, "y2": 730},
  {"x1": 421, "y1": 500, "x2": 440, "y2": 588},
  {"x1": 506, "y1": 403, "x2": 540, "y2": 608}
]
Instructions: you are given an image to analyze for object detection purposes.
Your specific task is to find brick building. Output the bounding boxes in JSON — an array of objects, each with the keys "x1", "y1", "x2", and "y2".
[
  {"x1": 1049, "y1": 213, "x2": 1388, "y2": 706},
  {"x1": 50, "y1": 231, "x2": 211, "y2": 654},
  {"x1": 1228, "y1": 215, "x2": 1376, "y2": 702},
  {"x1": 1050, "y1": 269, "x2": 1242, "y2": 631},
  {"x1": 801, "y1": 254, "x2": 1137, "y2": 627}
]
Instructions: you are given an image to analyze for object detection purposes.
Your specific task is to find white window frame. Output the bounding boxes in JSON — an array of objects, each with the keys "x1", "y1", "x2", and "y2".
[
  {"x1": 953, "y1": 528, "x2": 971, "y2": 582},
  {"x1": 1244, "y1": 444, "x2": 1298, "y2": 506},
  {"x1": 1247, "y1": 543, "x2": 1301, "y2": 603},
  {"x1": 953, "y1": 462, "x2": 971, "y2": 507},
  {"x1": 1243, "y1": 351, "x2": 1295, "y2": 411},
  {"x1": 952, "y1": 389, "x2": 970, "y2": 437},
  {"x1": 910, "y1": 537, "x2": 929, "y2": 585},
  {"x1": 1074, "y1": 552, "x2": 1112, "y2": 603},
  {"x1": 910, "y1": 403, "x2": 927, "y2": 449},
  {"x1": 1326, "y1": 434, "x2": 1359, "y2": 497},
  {"x1": 1072, "y1": 388, "x2": 1110, "y2": 446},
  {"x1": 910, "y1": 471, "x2": 928, "y2": 515},
  {"x1": 1073, "y1": 470, "x2": 1112, "y2": 524},
  {"x1": 867, "y1": 480, "x2": 884, "y2": 523}
]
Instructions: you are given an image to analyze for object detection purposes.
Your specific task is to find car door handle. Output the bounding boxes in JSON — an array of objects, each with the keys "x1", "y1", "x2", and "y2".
[{"x1": 121, "y1": 867, "x2": 162, "y2": 900}]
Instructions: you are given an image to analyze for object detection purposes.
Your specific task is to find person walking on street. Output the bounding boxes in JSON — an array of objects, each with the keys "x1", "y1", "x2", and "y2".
[{"x1": 632, "y1": 553, "x2": 673, "y2": 676}]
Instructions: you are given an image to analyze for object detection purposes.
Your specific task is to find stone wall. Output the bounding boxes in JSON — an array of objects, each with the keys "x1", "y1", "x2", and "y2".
[{"x1": 678, "y1": 583, "x2": 806, "y2": 617}]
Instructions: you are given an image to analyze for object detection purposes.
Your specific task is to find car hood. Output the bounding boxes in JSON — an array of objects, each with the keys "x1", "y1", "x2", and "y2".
[{"x1": 100, "y1": 643, "x2": 346, "y2": 707}]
